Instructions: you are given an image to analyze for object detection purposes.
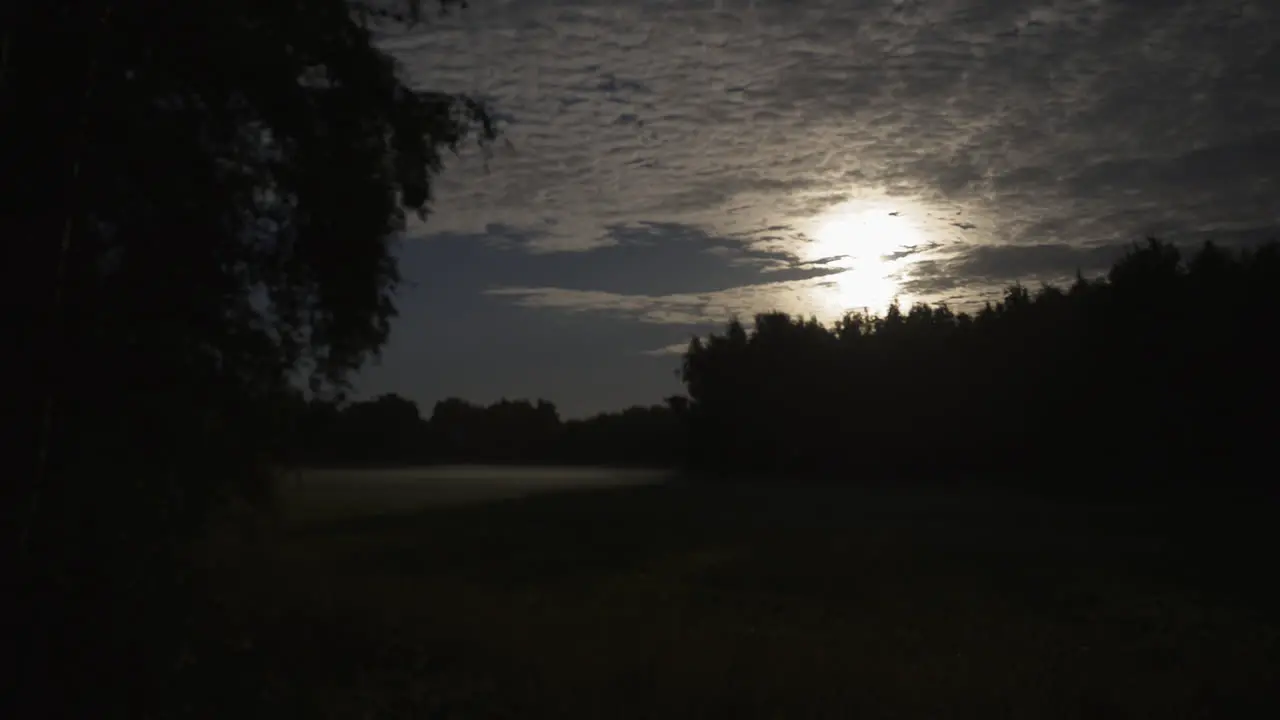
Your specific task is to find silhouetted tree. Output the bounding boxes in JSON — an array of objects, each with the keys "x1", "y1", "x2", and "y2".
[
  {"x1": 6, "y1": 2, "x2": 492, "y2": 715},
  {"x1": 681, "y1": 239, "x2": 1280, "y2": 493},
  {"x1": 424, "y1": 397, "x2": 554, "y2": 463},
  {"x1": 557, "y1": 403, "x2": 688, "y2": 467},
  {"x1": 419, "y1": 397, "x2": 685, "y2": 467},
  {"x1": 274, "y1": 391, "x2": 434, "y2": 467}
]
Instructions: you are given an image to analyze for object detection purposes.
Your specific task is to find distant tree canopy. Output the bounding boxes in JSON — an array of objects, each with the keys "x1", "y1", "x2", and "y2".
[
  {"x1": 560, "y1": 398, "x2": 689, "y2": 467},
  {"x1": 429, "y1": 398, "x2": 564, "y2": 464},
  {"x1": 681, "y1": 239, "x2": 1280, "y2": 491},
  {"x1": 283, "y1": 394, "x2": 688, "y2": 468}
]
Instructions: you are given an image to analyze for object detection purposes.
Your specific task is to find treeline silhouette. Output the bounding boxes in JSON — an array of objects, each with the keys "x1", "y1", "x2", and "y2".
[
  {"x1": 279, "y1": 393, "x2": 688, "y2": 467},
  {"x1": 280, "y1": 239, "x2": 1278, "y2": 495},
  {"x1": 683, "y1": 239, "x2": 1279, "y2": 493}
]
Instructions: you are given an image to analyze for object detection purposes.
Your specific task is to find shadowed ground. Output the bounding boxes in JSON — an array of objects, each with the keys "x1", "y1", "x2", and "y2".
[
  {"x1": 280, "y1": 465, "x2": 670, "y2": 524},
  {"x1": 199, "y1": 470, "x2": 1278, "y2": 718}
]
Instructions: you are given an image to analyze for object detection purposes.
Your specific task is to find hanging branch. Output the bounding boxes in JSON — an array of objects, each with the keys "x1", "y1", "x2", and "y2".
[{"x1": 22, "y1": 5, "x2": 113, "y2": 555}]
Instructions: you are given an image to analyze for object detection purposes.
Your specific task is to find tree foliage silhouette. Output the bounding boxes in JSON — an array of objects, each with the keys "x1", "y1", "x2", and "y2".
[
  {"x1": 681, "y1": 239, "x2": 1280, "y2": 491},
  {"x1": 281, "y1": 394, "x2": 688, "y2": 468},
  {"x1": 6, "y1": 2, "x2": 492, "y2": 715}
]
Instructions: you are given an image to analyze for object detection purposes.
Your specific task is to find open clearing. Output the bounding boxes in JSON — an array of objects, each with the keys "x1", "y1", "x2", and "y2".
[
  {"x1": 279, "y1": 465, "x2": 670, "y2": 523},
  {"x1": 204, "y1": 469, "x2": 1278, "y2": 718}
]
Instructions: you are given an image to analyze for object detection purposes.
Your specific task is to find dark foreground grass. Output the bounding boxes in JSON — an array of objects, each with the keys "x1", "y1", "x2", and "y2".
[{"x1": 197, "y1": 482, "x2": 1279, "y2": 718}]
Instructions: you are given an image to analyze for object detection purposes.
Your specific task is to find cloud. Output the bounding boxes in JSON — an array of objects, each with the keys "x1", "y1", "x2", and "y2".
[
  {"x1": 895, "y1": 241, "x2": 1124, "y2": 299},
  {"x1": 362, "y1": 1, "x2": 1280, "y2": 416},
  {"x1": 419, "y1": 219, "x2": 847, "y2": 296},
  {"x1": 486, "y1": 272, "x2": 853, "y2": 326},
  {"x1": 381, "y1": 0, "x2": 1279, "y2": 305},
  {"x1": 953, "y1": 242, "x2": 1129, "y2": 282},
  {"x1": 641, "y1": 342, "x2": 690, "y2": 357}
]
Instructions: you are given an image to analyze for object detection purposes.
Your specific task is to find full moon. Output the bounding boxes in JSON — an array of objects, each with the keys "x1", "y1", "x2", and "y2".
[{"x1": 807, "y1": 207, "x2": 922, "y2": 315}]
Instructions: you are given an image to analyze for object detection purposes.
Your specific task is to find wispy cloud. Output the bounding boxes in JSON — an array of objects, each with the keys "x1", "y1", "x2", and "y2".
[
  {"x1": 486, "y1": 272, "x2": 854, "y2": 326},
  {"x1": 641, "y1": 342, "x2": 690, "y2": 357},
  {"x1": 385, "y1": 0, "x2": 1279, "y2": 308},
  {"x1": 360, "y1": 1, "x2": 1280, "y2": 416}
]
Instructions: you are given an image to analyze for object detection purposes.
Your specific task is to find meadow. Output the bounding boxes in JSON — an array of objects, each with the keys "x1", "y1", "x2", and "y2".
[{"x1": 193, "y1": 468, "x2": 1279, "y2": 718}]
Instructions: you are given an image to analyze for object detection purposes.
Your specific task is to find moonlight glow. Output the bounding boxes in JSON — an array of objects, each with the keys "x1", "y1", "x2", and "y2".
[{"x1": 808, "y1": 206, "x2": 922, "y2": 315}]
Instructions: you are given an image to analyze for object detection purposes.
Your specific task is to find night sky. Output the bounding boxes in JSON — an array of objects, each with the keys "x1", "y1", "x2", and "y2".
[{"x1": 355, "y1": 0, "x2": 1279, "y2": 418}]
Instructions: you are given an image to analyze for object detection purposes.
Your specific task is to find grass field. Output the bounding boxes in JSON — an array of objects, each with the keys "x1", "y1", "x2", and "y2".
[{"x1": 199, "y1": 471, "x2": 1279, "y2": 718}]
